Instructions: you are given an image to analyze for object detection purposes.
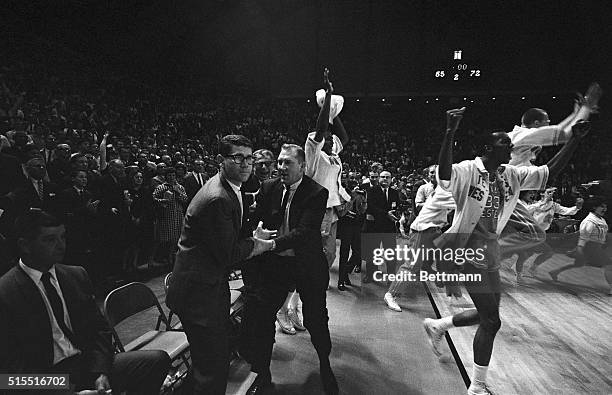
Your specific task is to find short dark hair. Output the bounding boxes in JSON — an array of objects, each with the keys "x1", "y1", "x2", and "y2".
[
  {"x1": 14, "y1": 210, "x2": 63, "y2": 241},
  {"x1": 70, "y1": 169, "x2": 87, "y2": 179},
  {"x1": 585, "y1": 195, "x2": 607, "y2": 213},
  {"x1": 219, "y1": 135, "x2": 252, "y2": 157},
  {"x1": 280, "y1": 144, "x2": 305, "y2": 164},
  {"x1": 521, "y1": 108, "x2": 548, "y2": 127}
]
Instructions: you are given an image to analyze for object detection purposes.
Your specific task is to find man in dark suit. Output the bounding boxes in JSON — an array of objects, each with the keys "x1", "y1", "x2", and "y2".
[
  {"x1": 0, "y1": 155, "x2": 60, "y2": 253},
  {"x1": 166, "y1": 135, "x2": 272, "y2": 395},
  {"x1": 183, "y1": 159, "x2": 209, "y2": 203},
  {"x1": 241, "y1": 143, "x2": 339, "y2": 395},
  {"x1": 0, "y1": 210, "x2": 170, "y2": 394},
  {"x1": 363, "y1": 170, "x2": 401, "y2": 282},
  {"x1": 56, "y1": 170, "x2": 99, "y2": 268},
  {"x1": 95, "y1": 159, "x2": 130, "y2": 277}
]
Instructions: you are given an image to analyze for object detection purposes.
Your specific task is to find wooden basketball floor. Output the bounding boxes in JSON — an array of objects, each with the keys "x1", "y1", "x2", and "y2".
[
  {"x1": 429, "y1": 250, "x2": 612, "y2": 394},
  {"x1": 128, "y1": 242, "x2": 612, "y2": 394}
]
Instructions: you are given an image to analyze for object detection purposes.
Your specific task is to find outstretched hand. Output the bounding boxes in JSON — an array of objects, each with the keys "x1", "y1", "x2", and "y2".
[
  {"x1": 323, "y1": 68, "x2": 333, "y2": 93},
  {"x1": 253, "y1": 221, "x2": 277, "y2": 240},
  {"x1": 584, "y1": 82, "x2": 603, "y2": 110},
  {"x1": 446, "y1": 107, "x2": 466, "y2": 133}
]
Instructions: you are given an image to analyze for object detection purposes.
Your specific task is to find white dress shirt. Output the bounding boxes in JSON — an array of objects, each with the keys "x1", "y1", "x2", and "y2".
[
  {"x1": 18, "y1": 261, "x2": 80, "y2": 364},
  {"x1": 276, "y1": 178, "x2": 303, "y2": 257},
  {"x1": 225, "y1": 178, "x2": 243, "y2": 225}
]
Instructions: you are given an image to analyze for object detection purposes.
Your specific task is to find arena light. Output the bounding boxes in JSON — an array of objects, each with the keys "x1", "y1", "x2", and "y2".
[
  {"x1": 356, "y1": 98, "x2": 360, "y2": 102},
  {"x1": 552, "y1": 96, "x2": 556, "y2": 99},
  {"x1": 435, "y1": 98, "x2": 439, "y2": 101},
  {"x1": 382, "y1": 98, "x2": 386, "y2": 102},
  {"x1": 521, "y1": 96, "x2": 526, "y2": 100},
  {"x1": 492, "y1": 97, "x2": 496, "y2": 100},
  {"x1": 408, "y1": 98, "x2": 412, "y2": 101},
  {"x1": 463, "y1": 97, "x2": 467, "y2": 101}
]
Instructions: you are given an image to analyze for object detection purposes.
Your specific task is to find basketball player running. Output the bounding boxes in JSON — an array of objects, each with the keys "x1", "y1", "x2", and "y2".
[
  {"x1": 499, "y1": 83, "x2": 601, "y2": 258},
  {"x1": 423, "y1": 107, "x2": 591, "y2": 395}
]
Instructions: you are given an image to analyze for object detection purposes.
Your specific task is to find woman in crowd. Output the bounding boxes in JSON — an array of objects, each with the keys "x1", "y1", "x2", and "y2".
[{"x1": 152, "y1": 166, "x2": 188, "y2": 267}]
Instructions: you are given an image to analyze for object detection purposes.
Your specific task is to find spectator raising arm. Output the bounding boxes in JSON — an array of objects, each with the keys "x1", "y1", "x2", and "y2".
[{"x1": 314, "y1": 68, "x2": 333, "y2": 143}]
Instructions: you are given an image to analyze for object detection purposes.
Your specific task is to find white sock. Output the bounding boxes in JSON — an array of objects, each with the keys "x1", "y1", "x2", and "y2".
[
  {"x1": 435, "y1": 316, "x2": 455, "y2": 332},
  {"x1": 470, "y1": 363, "x2": 488, "y2": 388}
]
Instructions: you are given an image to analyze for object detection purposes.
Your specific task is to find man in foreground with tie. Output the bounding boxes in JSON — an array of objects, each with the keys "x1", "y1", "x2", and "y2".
[
  {"x1": 166, "y1": 134, "x2": 273, "y2": 394},
  {"x1": 242, "y1": 143, "x2": 338, "y2": 394},
  {"x1": 0, "y1": 209, "x2": 171, "y2": 394}
]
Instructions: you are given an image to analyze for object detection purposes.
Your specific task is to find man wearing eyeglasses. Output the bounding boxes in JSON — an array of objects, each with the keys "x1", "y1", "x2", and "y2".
[{"x1": 166, "y1": 135, "x2": 273, "y2": 395}]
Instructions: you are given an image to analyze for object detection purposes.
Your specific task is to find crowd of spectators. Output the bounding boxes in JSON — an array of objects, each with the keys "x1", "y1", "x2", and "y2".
[{"x1": 1, "y1": 51, "x2": 610, "y2": 287}]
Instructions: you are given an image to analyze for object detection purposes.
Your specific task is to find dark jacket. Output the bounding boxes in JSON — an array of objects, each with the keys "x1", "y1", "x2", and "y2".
[
  {"x1": 0, "y1": 264, "x2": 115, "y2": 373},
  {"x1": 252, "y1": 175, "x2": 329, "y2": 287},
  {"x1": 166, "y1": 173, "x2": 254, "y2": 327}
]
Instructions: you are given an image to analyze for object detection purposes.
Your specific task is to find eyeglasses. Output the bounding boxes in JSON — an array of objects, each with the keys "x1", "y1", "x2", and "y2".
[{"x1": 225, "y1": 154, "x2": 255, "y2": 165}]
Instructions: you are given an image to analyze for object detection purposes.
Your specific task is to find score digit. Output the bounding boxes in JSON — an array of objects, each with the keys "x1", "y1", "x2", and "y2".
[
  {"x1": 470, "y1": 69, "x2": 480, "y2": 77},
  {"x1": 454, "y1": 74, "x2": 459, "y2": 81},
  {"x1": 435, "y1": 70, "x2": 445, "y2": 78}
]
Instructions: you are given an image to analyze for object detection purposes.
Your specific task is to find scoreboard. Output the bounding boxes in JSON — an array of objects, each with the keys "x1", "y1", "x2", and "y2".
[{"x1": 432, "y1": 49, "x2": 484, "y2": 85}]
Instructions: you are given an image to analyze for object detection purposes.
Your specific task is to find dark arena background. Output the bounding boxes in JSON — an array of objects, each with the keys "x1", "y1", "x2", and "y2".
[{"x1": 1, "y1": 1, "x2": 612, "y2": 394}]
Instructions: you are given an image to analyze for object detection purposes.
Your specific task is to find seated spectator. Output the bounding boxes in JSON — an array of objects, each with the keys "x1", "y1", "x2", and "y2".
[{"x1": 0, "y1": 209, "x2": 171, "y2": 394}]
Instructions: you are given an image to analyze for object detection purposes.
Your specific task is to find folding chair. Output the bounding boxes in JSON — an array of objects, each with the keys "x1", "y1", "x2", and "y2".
[{"x1": 103, "y1": 282, "x2": 190, "y2": 392}]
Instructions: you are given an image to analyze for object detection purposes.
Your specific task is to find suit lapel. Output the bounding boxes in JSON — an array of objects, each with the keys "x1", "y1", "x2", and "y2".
[
  {"x1": 287, "y1": 178, "x2": 309, "y2": 229},
  {"x1": 220, "y1": 176, "x2": 241, "y2": 231}
]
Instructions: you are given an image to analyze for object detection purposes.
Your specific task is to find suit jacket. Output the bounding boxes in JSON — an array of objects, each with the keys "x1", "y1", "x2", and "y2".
[
  {"x1": 367, "y1": 185, "x2": 401, "y2": 232},
  {"x1": 0, "y1": 264, "x2": 115, "y2": 374},
  {"x1": 166, "y1": 173, "x2": 254, "y2": 327},
  {"x1": 56, "y1": 187, "x2": 95, "y2": 250},
  {"x1": 183, "y1": 172, "x2": 208, "y2": 203},
  {"x1": 0, "y1": 179, "x2": 60, "y2": 237},
  {"x1": 252, "y1": 176, "x2": 329, "y2": 286}
]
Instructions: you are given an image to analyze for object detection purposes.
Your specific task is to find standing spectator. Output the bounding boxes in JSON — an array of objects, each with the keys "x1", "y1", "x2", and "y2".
[
  {"x1": 125, "y1": 169, "x2": 155, "y2": 272},
  {"x1": 305, "y1": 69, "x2": 350, "y2": 271},
  {"x1": 96, "y1": 159, "x2": 130, "y2": 279},
  {"x1": 55, "y1": 170, "x2": 99, "y2": 268},
  {"x1": 166, "y1": 135, "x2": 271, "y2": 394},
  {"x1": 152, "y1": 167, "x2": 188, "y2": 267}
]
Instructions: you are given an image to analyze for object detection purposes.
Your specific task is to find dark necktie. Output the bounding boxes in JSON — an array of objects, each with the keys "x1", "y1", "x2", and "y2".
[
  {"x1": 38, "y1": 180, "x2": 44, "y2": 200},
  {"x1": 41, "y1": 272, "x2": 77, "y2": 345},
  {"x1": 280, "y1": 185, "x2": 290, "y2": 215}
]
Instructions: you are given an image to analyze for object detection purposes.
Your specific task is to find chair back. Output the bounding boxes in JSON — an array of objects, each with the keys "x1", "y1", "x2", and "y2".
[
  {"x1": 164, "y1": 273, "x2": 172, "y2": 297},
  {"x1": 103, "y1": 282, "x2": 168, "y2": 328}
]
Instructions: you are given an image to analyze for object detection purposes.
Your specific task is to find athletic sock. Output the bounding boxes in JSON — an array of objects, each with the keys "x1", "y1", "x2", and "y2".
[
  {"x1": 470, "y1": 363, "x2": 488, "y2": 389},
  {"x1": 435, "y1": 315, "x2": 455, "y2": 332}
]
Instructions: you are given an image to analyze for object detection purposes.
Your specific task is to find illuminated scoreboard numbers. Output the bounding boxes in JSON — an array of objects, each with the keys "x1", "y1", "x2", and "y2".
[{"x1": 433, "y1": 50, "x2": 482, "y2": 82}]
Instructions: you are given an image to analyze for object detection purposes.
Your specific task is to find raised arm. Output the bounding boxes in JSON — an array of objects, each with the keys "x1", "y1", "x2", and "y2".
[
  {"x1": 557, "y1": 82, "x2": 602, "y2": 136},
  {"x1": 438, "y1": 107, "x2": 466, "y2": 181},
  {"x1": 332, "y1": 116, "x2": 349, "y2": 146},
  {"x1": 314, "y1": 68, "x2": 333, "y2": 143},
  {"x1": 547, "y1": 120, "x2": 591, "y2": 179}
]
